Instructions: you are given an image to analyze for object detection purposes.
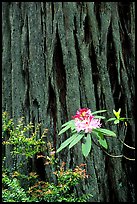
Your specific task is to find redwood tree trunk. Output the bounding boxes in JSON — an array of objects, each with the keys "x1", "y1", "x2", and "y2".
[{"x1": 2, "y1": 2, "x2": 135, "y2": 202}]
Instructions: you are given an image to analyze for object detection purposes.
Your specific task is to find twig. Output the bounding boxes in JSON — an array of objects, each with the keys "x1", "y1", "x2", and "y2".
[
  {"x1": 103, "y1": 149, "x2": 123, "y2": 158},
  {"x1": 92, "y1": 138, "x2": 135, "y2": 161},
  {"x1": 123, "y1": 155, "x2": 135, "y2": 161},
  {"x1": 118, "y1": 138, "x2": 135, "y2": 150}
]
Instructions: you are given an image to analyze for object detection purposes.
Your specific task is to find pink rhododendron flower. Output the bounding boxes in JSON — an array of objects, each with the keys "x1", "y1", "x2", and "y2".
[
  {"x1": 72, "y1": 108, "x2": 93, "y2": 120},
  {"x1": 73, "y1": 108, "x2": 101, "y2": 133}
]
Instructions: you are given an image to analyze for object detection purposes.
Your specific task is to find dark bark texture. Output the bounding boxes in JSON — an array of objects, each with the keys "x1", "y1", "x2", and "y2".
[{"x1": 2, "y1": 2, "x2": 135, "y2": 202}]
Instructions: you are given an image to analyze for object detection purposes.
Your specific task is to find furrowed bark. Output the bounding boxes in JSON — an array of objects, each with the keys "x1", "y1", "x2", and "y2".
[{"x1": 2, "y1": 2, "x2": 135, "y2": 202}]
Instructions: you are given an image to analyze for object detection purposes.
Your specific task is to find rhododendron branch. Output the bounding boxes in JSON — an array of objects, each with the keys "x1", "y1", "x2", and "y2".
[
  {"x1": 118, "y1": 138, "x2": 135, "y2": 149},
  {"x1": 122, "y1": 155, "x2": 135, "y2": 161},
  {"x1": 57, "y1": 107, "x2": 135, "y2": 160},
  {"x1": 92, "y1": 137, "x2": 135, "y2": 161}
]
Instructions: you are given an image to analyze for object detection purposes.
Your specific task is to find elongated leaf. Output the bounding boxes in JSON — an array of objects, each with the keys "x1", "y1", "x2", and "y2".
[
  {"x1": 70, "y1": 120, "x2": 76, "y2": 131},
  {"x1": 97, "y1": 131, "x2": 104, "y2": 139},
  {"x1": 82, "y1": 133, "x2": 92, "y2": 157},
  {"x1": 56, "y1": 133, "x2": 78, "y2": 153},
  {"x1": 71, "y1": 128, "x2": 77, "y2": 134},
  {"x1": 58, "y1": 124, "x2": 72, "y2": 136},
  {"x1": 69, "y1": 134, "x2": 84, "y2": 149},
  {"x1": 107, "y1": 118, "x2": 116, "y2": 122},
  {"x1": 93, "y1": 128, "x2": 116, "y2": 137},
  {"x1": 92, "y1": 129, "x2": 99, "y2": 137},
  {"x1": 98, "y1": 137, "x2": 108, "y2": 149},
  {"x1": 61, "y1": 120, "x2": 74, "y2": 128},
  {"x1": 92, "y1": 131, "x2": 108, "y2": 149},
  {"x1": 60, "y1": 120, "x2": 76, "y2": 133},
  {"x1": 92, "y1": 110, "x2": 107, "y2": 115},
  {"x1": 94, "y1": 116, "x2": 105, "y2": 119},
  {"x1": 119, "y1": 117, "x2": 131, "y2": 121}
]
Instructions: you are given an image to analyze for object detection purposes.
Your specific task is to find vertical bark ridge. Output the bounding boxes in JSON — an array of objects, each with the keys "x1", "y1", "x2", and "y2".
[
  {"x1": 2, "y1": 2, "x2": 13, "y2": 170},
  {"x1": 10, "y1": 2, "x2": 25, "y2": 120}
]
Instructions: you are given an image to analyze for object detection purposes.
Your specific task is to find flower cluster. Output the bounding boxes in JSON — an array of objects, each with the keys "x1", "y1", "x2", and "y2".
[{"x1": 72, "y1": 108, "x2": 101, "y2": 133}]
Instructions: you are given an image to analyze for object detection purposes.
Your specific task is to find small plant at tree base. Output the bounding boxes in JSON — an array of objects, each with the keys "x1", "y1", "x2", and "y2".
[
  {"x1": 2, "y1": 172, "x2": 31, "y2": 202},
  {"x1": 2, "y1": 112, "x2": 46, "y2": 159},
  {"x1": 27, "y1": 162, "x2": 92, "y2": 202},
  {"x1": 2, "y1": 112, "x2": 92, "y2": 202}
]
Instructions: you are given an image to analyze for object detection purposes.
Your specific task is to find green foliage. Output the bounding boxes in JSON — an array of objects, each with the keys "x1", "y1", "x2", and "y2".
[
  {"x1": 2, "y1": 161, "x2": 92, "y2": 202},
  {"x1": 2, "y1": 112, "x2": 46, "y2": 158},
  {"x1": 69, "y1": 133, "x2": 84, "y2": 149},
  {"x1": 82, "y1": 133, "x2": 92, "y2": 157},
  {"x1": 98, "y1": 137, "x2": 108, "y2": 149},
  {"x1": 58, "y1": 120, "x2": 76, "y2": 136},
  {"x1": 57, "y1": 109, "x2": 116, "y2": 157},
  {"x1": 92, "y1": 128, "x2": 116, "y2": 137},
  {"x1": 2, "y1": 112, "x2": 92, "y2": 202},
  {"x1": 92, "y1": 109, "x2": 107, "y2": 115},
  {"x1": 56, "y1": 133, "x2": 79, "y2": 153},
  {"x1": 57, "y1": 108, "x2": 130, "y2": 158},
  {"x1": 27, "y1": 162, "x2": 92, "y2": 202},
  {"x1": 107, "y1": 108, "x2": 131, "y2": 124},
  {"x1": 2, "y1": 172, "x2": 31, "y2": 202}
]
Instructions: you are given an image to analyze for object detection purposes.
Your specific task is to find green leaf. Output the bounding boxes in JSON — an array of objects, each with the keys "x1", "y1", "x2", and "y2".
[
  {"x1": 93, "y1": 128, "x2": 116, "y2": 137},
  {"x1": 92, "y1": 110, "x2": 107, "y2": 115},
  {"x1": 119, "y1": 117, "x2": 131, "y2": 121},
  {"x1": 114, "y1": 119, "x2": 120, "y2": 124},
  {"x1": 107, "y1": 117, "x2": 131, "y2": 123},
  {"x1": 82, "y1": 133, "x2": 92, "y2": 157},
  {"x1": 58, "y1": 124, "x2": 72, "y2": 136},
  {"x1": 107, "y1": 118, "x2": 116, "y2": 122},
  {"x1": 94, "y1": 115, "x2": 105, "y2": 119},
  {"x1": 92, "y1": 129, "x2": 99, "y2": 137},
  {"x1": 113, "y1": 109, "x2": 121, "y2": 119},
  {"x1": 69, "y1": 133, "x2": 84, "y2": 149},
  {"x1": 61, "y1": 120, "x2": 74, "y2": 128},
  {"x1": 59, "y1": 120, "x2": 76, "y2": 135},
  {"x1": 71, "y1": 128, "x2": 77, "y2": 134},
  {"x1": 56, "y1": 133, "x2": 78, "y2": 153},
  {"x1": 96, "y1": 131, "x2": 104, "y2": 139},
  {"x1": 92, "y1": 131, "x2": 108, "y2": 149},
  {"x1": 70, "y1": 120, "x2": 76, "y2": 131},
  {"x1": 98, "y1": 137, "x2": 108, "y2": 149}
]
